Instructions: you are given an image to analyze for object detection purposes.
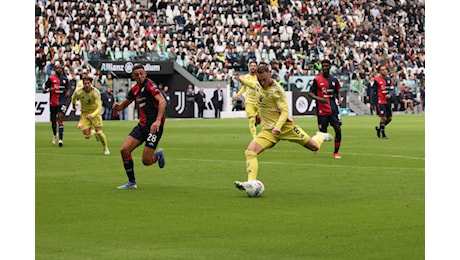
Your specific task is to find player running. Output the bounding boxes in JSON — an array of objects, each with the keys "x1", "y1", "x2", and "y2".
[
  {"x1": 113, "y1": 64, "x2": 166, "y2": 189},
  {"x1": 43, "y1": 64, "x2": 69, "y2": 147},
  {"x1": 308, "y1": 59, "x2": 343, "y2": 158},
  {"x1": 233, "y1": 60, "x2": 260, "y2": 138},
  {"x1": 234, "y1": 64, "x2": 332, "y2": 192},
  {"x1": 71, "y1": 75, "x2": 110, "y2": 155}
]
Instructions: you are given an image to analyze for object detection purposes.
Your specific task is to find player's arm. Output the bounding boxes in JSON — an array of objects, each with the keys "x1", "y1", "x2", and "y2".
[
  {"x1": 239, "y1": 76, "x2": 257, "y2": 90},
  {"x1": 113, "y1": 89, "x2": 134, "y2": 111},
  {"x1": 235, "y1": 84, "x2": 247, "y2": 100},
  {"x1": 90, "y1": 89, "x2": 102, "y2": 118},
  {"x1": 150, "y1": 92, "x2": 166, "y2": 134},
  {"x1": 65, "y1": 78, "x2": 70, "y2": 97},
  {"x1": 307, "y1": 79, "x2": 327, "y2": 104},
  {"x1": 71, "y1": 89, "x2": 79, "y2": 107},
  {"x1": 113, "y1": 98, "x2": 133, "y2": 111},
  {"x1": 335, "y1": 79, "x2": 342, "y2": 106},
  {"x1": 273, "y1": 86, "x2": 289, "y2": 133},
  {"x1": 43, "y1": 79, "x2": 51, "y2": 93}
]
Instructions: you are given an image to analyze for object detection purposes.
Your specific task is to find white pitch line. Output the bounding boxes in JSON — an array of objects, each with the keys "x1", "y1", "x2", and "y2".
[{"x1": 36, "y1": 152, "x2": 423, "y2": 171}]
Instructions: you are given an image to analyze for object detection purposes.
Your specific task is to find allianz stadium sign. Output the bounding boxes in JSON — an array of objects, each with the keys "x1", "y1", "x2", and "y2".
[{"x1": 98, "y1": 61, "x2": 174, "y2": 77}]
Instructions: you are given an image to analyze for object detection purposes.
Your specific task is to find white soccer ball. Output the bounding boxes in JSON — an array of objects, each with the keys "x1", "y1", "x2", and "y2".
[{"x1": 246, "y1": 180, "x2": 265, "y2": 198}]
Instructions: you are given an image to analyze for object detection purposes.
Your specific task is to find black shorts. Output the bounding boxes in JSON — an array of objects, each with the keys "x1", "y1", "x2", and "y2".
[
  {"x1": 129, "y1": 124, "x2": 163, "y2": 149},
  {"x1": 317, "y1": 112, "x2": 342, "y2": 132},
  {"x1": 50, "y1": 105, "x2": 66, "y2": 116},
  {"x1": 377, "y1": 103, "x2": 392, "y2": 118}
]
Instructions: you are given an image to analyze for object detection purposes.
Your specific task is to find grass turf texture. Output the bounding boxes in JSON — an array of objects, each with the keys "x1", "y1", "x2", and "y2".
[{"x1": 36, "y1": 115, "x2": 424, "y2": 259}]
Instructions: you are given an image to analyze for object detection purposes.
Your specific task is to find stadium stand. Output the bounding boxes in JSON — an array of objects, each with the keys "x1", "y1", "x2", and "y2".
[{"x1": 35, "y1": 0, "x2": 424, "y2": 102}]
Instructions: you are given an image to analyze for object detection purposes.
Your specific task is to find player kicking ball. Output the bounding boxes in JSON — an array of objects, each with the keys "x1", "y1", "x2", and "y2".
[{"x1": 234, "y1": 64, "x2": 332, "y2": 193}]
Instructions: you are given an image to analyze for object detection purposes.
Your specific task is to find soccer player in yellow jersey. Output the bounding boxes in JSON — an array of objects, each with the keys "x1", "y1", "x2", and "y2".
[
  {"x1": 234, "y1": 64, "x2": 332, "y2": 192},
  {"x1": 233, "y1": 60, "x2": 260, "y2": 138},
  {"x1": 75, "y1": 72, "x2": 87, "y2": 129},
  {"x1": 71, "y1": 76, "x2": 110, "y2": 155}
]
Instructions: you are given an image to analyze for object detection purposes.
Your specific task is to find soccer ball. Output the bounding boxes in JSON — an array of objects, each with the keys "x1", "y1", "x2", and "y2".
[{"x1": 246, "y1": 180, "x2": 265, "y2": 197}]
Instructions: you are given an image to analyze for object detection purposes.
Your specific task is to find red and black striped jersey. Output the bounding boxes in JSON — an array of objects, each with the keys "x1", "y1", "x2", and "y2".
[
  {"x1": 310, "y1": 74, "x2": 341, "y2": 115},
  {"x1": 44, "y1": 74, "x2": 69, "y2": 106},
  {"x1": 127, "y1": 78, "x2": 165, "y2": 127},
  {"x1": 374, "y1": 76, "x2": 393, "y2": 105}
]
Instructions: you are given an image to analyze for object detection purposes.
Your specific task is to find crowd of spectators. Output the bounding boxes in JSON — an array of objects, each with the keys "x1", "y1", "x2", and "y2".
[{"x1": 35, "y1": 0, "x2": 425, "y2": 92}]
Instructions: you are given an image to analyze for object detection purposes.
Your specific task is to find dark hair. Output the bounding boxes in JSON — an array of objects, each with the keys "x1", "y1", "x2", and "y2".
[
  {"x1": 321, "y1": 59, "x2": 331, "y2": 65},
  {"x1": 132, "y1": 64, "x2": 145, "y2": 72}
]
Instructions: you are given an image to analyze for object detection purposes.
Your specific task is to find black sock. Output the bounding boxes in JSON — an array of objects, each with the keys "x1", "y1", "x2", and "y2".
[
  {"x1": 123, "y1": 159, "x2": 135, "y2": 183},
  {"x1": 52, "y1": 123, "x2": 57, "y2": 136},
  {"x1": 380, "y1": 123, "x2": 386, "y2": 137},
  {"x1": 58, "y1": 123, "x2": 64, "y2": 140}
]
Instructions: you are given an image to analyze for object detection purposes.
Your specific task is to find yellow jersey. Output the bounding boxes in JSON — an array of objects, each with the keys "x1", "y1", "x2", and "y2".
[
  {"x1": 76, "y1": 80, "x2": 84, "y2": 92},
  {"x1": 71, "y1": 86, "x2": 102, "y2": 118},
  {"x1": 237, "y1": 73, "x2": 258, "y2": 105},
  {"x1": 240, "y1": 77, "x2": 291, "y2": 130}
]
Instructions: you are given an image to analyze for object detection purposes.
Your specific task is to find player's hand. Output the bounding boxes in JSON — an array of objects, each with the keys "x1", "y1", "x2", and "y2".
[
  {"x1": 86, "y1": 114, "x2": 93, "y2": 120},
  {"x1": 150, "y1": 120, "x2": 161, "y2": 134},
  {"x1": 112, "y1": 102, "x2": 119, "y2": 110},
  {"x1": 272, "y1": 128, "x2": 281, "y2": 135},
  {"x1": 319, "y1": 97, "x2": 328, "y2": 104}
]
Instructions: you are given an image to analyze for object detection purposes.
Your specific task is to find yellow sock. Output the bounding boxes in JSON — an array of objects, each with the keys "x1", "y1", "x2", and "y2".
[
  {"x1": 245, "y1": 150, "x2": 258, "y2": 181},
  {"x1": 312, "y1": 134, "x2": 325, "y2": 148},
  {"x1": 249, "y1": 117, "x2": 257, "y2": 138},
  {"x1": 96, "y1": 131, "x2": 108, "y2": 148}
]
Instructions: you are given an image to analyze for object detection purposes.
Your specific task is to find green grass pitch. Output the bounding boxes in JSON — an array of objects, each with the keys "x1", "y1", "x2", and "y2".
[{"x1": 35, "y1": 115, "x2": 424, "y2": 259}]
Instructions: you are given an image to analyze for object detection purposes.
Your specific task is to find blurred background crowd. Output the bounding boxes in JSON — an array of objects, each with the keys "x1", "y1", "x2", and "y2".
[{"x1": 35, "y1": 0, "x2": 425, "y2": 111}]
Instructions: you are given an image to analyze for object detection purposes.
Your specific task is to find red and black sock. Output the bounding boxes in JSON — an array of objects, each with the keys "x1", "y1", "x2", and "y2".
[{"x1": 122, "y1": 155, "x2": 135, "y2": 183}]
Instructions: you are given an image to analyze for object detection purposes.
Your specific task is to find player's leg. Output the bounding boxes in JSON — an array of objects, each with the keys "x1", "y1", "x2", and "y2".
[
  {"x1": 117, "y1": 135, "x2": 142, "y2": 189},
  {"x1": 376, "y1": 104, "x2": 385, "y2": 138},
  {"x1": 248, "y1": 116, "x2": 257, "y2": 138},
  {"x1": 332, "y1": 124, "x2": 342, "y2": 158},
  {"x1": 50, "y1": 107, "x2": 58, "y2": 145},
  {"x1": 307, "y1": 117, "x2": 332, "y2": 151},
  {"x1": 246, "y1": 104, "x2": 259, "y2": 138},
  {"x1": 82, "y1": 128, "x2": 92, "y2": 139},
  {"x1": 329, "y1": 114, "x2": 342, "y2": 158},
  {"x1": 93, "y1": 115, "x2": 109, "y2": 154},
  {"x1": 94, "y1": 126, "x2": 110, "y2": 154},
  {"x1": 141, "y1": 146, "x2": 165, "y2": 168},
  {"x1": 312, "y1": 116, "x2": 324, "y2": 154},
  {"x1": 245, "y1": 140, "x2": 266, "y2": 181},
  {"x1": 81, "y1": 116, "x2": 95, "y2": 139},
  {"x1": 304, "y1": 131, "x2": 332, "y2": 151},
  {"x1": 57, "y1": 111, "x2": 65, "y2": 147},
  {"x1": 140, "y1": 125, "x2": 165, "y2": 168},
  {"x1": 382, "y1": 105, "x2": 392, "y2": 138},
  {"x1": 235, "y1": 130, "x2": 274, "y2": 191},
  {"x1": 377, "y1": 105, "x2": 391, "y2": 139}
]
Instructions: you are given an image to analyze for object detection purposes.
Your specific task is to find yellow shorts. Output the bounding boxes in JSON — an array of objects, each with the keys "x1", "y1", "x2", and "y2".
[
  {"x1": 245, "y1": 102, "x2": 259, "y2": 118},
  {"x1": 81, "y1": 113, "x2": 103, "y2": 130},
  {"x1": 253, "y1": 122, "x2": 311, "y2": 150}
]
